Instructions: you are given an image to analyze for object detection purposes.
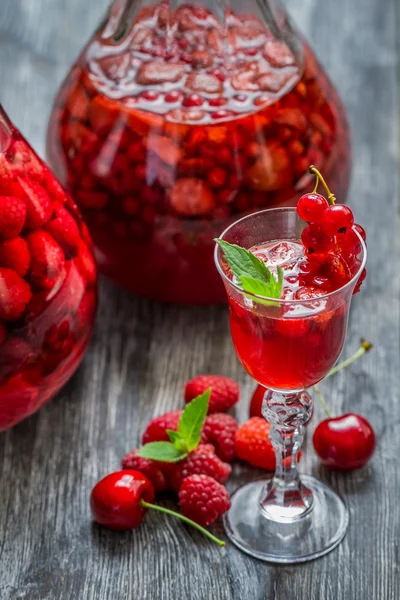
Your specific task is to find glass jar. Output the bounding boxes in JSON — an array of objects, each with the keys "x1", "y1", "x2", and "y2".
[
  {"x1": 0, "y1": 107, "x2": 97, "y2": 430},
  {"x1": 47, "y1": 0, "x2": 350, "y2": 304}
]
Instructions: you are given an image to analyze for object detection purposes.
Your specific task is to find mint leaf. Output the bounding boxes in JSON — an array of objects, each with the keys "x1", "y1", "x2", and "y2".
[
  {"x1": 138, "y1": 441, "x2": 187, "y2": 463},
  {"x1": 178, "y1": 389, "x2": 210, "y2": 452},
  {"x1": 215, "y1": 238, "x2": 283, "y2": 301},
  {"x1": 215, "y1": 238, "x2": 274, "y2": 283},
  {"x1": 166, "y1": 429, "x2": 187, "y2": 453}
]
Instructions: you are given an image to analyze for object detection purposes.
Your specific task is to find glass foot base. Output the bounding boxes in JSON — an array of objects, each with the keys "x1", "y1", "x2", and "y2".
[{"x1": 224, "y1": 475, "x2": 349, "y2": 563}]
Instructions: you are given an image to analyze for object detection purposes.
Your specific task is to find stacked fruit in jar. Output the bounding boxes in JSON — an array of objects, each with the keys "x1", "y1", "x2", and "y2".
[
  {"x1": 47, "y1": 2, "x2": 350, "y2": 304},
  {"x1": 0, "y1": 109, "x2": 97, "y2": 430}
]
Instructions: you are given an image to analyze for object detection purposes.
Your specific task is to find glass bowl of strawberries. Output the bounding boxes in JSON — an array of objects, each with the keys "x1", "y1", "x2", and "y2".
[{"x1": 0, "y1": 106, "x2": 97, "y2": 430}]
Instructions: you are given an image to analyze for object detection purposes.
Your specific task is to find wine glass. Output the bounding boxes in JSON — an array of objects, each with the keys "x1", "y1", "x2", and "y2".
[{"x1": 214, "y1": 207, "x2": 366, "y2": 563}]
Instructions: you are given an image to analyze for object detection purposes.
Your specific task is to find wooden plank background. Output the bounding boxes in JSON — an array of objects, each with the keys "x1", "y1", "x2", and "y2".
[{"x1": 0, "y1": 0, "x2": 399, "y2": 598}]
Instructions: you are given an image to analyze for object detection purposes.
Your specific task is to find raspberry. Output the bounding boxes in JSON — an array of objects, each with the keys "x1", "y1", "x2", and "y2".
[
  {"x1": 235, "y1": 417, "x2": 275, "y2": 470},
  {"x1": 0, "y1": 268, "x2": 32, "y2": 321},
  {"x1": 142, "y1": 410, "x2": 183, "y2": 444},
  {"x1": 121, "y1": 450, "x2": 168, "y2": 493},
  {"x1": 184, "y1": 375, "x2": 239, "y2": 414},
  {"x1": 178, "y1": 474, "x2": 230, "y2": 526},
  {"x1": 203, "y1": 413, "x2": 238, "y2": 462},
  {"x1": 27, "y1": 231, "x2": 65, "y2": 289},
  {"x1": 45, "y1": 203, "x2": 81, "y2": 253},
  {"x1": 0, "y1": 237, "x2": 30, "y2": 276},
  {"x1": 164, "y1": 444, "x2": 231, "y2": 492},
  {"x1": 0, "y1": 196, "x2": 27, "y2": 239}
]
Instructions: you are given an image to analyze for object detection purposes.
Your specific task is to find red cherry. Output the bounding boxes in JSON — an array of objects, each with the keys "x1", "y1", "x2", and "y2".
[
  {"x1": 90, "y1": 470, "x2": 155, "y2": 530},
  {"x1": 313, "y1": 413, "x2": 376, "y2": 470},
  {"x1": 301, "y1": 223, "x2": 334, "y2": 254},
  {"x1": 296, "y1": 193, "x2": 328, "y2": 223},
  {"x1": 321, "y1": 204, "x2": 354, "y2": 235},
  {"x1": 165, "y1": 91, "x2": 183, "y2": 103},
  {"x1": 353, "y1": 223, "x2": 366, "y2": 241},
  {"x1": 141, "y1": 90, "x2": 160, "y2": 102},
  {"x1": 249, "y1": 384, "x2": 266, "y2": 418},
  {"x1": 208, "y1": 97, "x2": 227, "y2": 107}
]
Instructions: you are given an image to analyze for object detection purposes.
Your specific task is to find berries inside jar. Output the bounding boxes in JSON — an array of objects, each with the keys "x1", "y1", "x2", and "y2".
[
  {"x1": 46, "y1": 1, "x2": 351, "y2": 304},
  {"x1": 0, "y1": 107, "x2": 97, "y2": 430}
]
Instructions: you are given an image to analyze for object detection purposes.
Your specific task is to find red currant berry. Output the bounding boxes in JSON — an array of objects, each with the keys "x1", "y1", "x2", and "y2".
[
  {"x1": 313, "y1": 413, "x2": 375, "y2": 471},
  {"x1": 301, "y1": 223, "x2": 334, "y2": 254},
  {"x1": 321, "y1": 204, "x2": 354, "y2": 235},
  {"x1": 337, "y1": 228, "x2": 361, "y2": 253},
  {"x1": 296, "y1": 193, "x2": 328, "y2": 223},
  {"x1": 182, "y1": 94, "x2": 204, "y2": 107},
  {"x1": 353, "y1": 223, "x2": 366, "y2": 242}
]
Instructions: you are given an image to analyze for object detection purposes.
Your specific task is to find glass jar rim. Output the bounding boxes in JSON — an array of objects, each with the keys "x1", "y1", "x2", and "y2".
[{"x1": 214, "y1": 207, "x2": 367, "y2": 305}]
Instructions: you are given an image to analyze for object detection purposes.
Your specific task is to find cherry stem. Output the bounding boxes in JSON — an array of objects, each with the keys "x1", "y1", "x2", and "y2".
[
  {"x1": 325, "y1": 339, "x2": 373, "y2": 379},
  {"x1": 309, "y1": 165, "x2": 336, "y2": 205},
  {"x1": 313, "y1": 339, "x2": 373, "y2": 418},
  {"x1": 314, "y1": 384, "x2": 332, "y2": 418},
  {"x1": 140, "y1": 500, "x2": 225, "y2": 547}
]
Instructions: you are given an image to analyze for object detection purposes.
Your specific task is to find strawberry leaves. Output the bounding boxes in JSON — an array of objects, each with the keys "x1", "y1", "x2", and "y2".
[
  {"x1": 138, "y1": 389, "x2": 210, "y2": 462},
  {"x1": 215, "y1": 238, "x2": 283, "y2": 302}
]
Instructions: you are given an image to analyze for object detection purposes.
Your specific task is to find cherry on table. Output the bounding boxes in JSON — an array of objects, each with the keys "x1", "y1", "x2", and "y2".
[{"x1": 313, "y1": 413, "x2": 376, "y2": 471}]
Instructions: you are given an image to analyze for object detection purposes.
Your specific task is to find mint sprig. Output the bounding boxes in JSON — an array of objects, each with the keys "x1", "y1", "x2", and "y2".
[
  {"x1": 215, "y1": 238, "x2": 283, "y2": 301},
  {"x1": 138, "y1": 389, "x2": 210, "y2": 463}
]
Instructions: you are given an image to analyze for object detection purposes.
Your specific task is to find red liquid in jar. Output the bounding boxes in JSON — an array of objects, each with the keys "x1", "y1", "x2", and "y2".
[
  {"x1": 0, "y1": 114, "x2": 97, "y2": 430},
  {"x1": 228, "y1": 241, "x2": 350, "y2": 390},
  {"x1": 47, "y1": 3, "x2": 350, "y2": 304}
]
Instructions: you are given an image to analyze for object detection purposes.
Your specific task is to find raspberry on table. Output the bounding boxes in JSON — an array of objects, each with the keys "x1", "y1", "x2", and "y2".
[
  {"x1": 235, "y1": 417, "x2": 276, "y2": 471},
  {"x1": 203, "y1": 413, "x2": 238, "y2": 462},
  {"x1": 178, "y1": 474, "x2": 231, "y2": 526},
  {"x1": 164, "y1": 444, "x2": 231, "y2": 492},
  {"x1": 184, "y1": 374, "x2": 239, "y2": 414},
  {"x1": 121, "y1": 449, "x2": 168, "y2": 493}
]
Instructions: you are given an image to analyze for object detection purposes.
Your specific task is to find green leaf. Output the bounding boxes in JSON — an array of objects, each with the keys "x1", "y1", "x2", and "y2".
[
  {"x1": 166, "y1": 429, "x2": 188, "y2": 453},
  {"x1": 178, "y1": 389, "x2": 210, "y2": 452},
  {"x1": 138, "y1": 442, "x2": 187, "y2": 463},
  {"x1": 215, "y1": 239, "x2": 283, "y2": 301},
  {"x1": 215, "y1": 239, "x2": 274, "y2": 284},
  {"x1": 240, "y1": 276, "x2": 279, "y2": 306}
]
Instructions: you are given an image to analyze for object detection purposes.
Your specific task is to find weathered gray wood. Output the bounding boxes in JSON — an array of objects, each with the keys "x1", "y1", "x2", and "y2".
[{"x1": 0, "y1": 0, "x2": 399, "y2": 598}]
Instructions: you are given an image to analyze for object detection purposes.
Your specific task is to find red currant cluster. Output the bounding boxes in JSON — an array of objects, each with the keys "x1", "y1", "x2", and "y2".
[{"x1": 296, "y1": 167, "x2": 366, "y2": 295}]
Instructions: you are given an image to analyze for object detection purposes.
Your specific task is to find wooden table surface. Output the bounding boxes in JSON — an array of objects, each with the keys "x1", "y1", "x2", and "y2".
[{"x1": 0, "y1": 0, "x2": 399, "y2": 598}]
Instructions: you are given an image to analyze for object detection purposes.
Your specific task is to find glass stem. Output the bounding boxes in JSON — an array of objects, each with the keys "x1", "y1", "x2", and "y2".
[{"x1": 260, "y1": 389, "x2": 313, "y2": 522}]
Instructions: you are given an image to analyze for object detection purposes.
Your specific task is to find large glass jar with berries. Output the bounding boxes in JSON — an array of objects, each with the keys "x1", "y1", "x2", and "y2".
[
  {"x1": 46, "y1": 0, "x2": 350, "y2": 304},
  {"x1": 0, "y1": 106, "x2": 97, "y2": 430}
]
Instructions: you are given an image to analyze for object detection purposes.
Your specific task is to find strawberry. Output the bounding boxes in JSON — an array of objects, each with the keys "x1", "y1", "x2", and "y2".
[
  {"x1": 235, "y1": 417, "x2": 276, "y2": 470},
  {"x1": 0, "y1": 237, "x2": 30, "y2": 276},
  {"x1": 184, "y1": 374, "x2": 239, "y2": 414},
  {"x1": 11, "y1": 141, "x2": 44, "y2": 180},
  {"x1": 27, "y1": 230, "x2": 65, "y2": 289},
  {"x1": 121, "y1": 450, "x2": 168, "y2": 493},
  {"x1": 0, "y1": 196, "x2": 27, "y2": 239},
  {"x1": 321, "y1": 253, "x2": 352, "y2": 288},
  {"x1": 178, "y1": 474, "x2": 230, "y2": 526},
  {"x1": 203, "y1": 413, "x2": 239, "y2": 462},
  {"x1": 169, "y1": 178, "x2": 215, "y2": 216},
  {"x1": 17, "y1": 179, "x2": 53, "y2": 230},
  {"x1": 164, "y1": 444, "x2": 231, "y2": 492},
  {"x1": 0, "y1": 268, "x2": 32, "y2": 321},
  {"x1": 45, "y1": 202, "x2": 81, "y2": 254},
  {"x1": 42, "y1": 172, "x2": 67, "y2": 204},
  {"x1": 74, "y1": 240, "x2": 97, "y2": 286},
  {"x1": 142, "y1": 410, "x2": 183, "y2": 444}
]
